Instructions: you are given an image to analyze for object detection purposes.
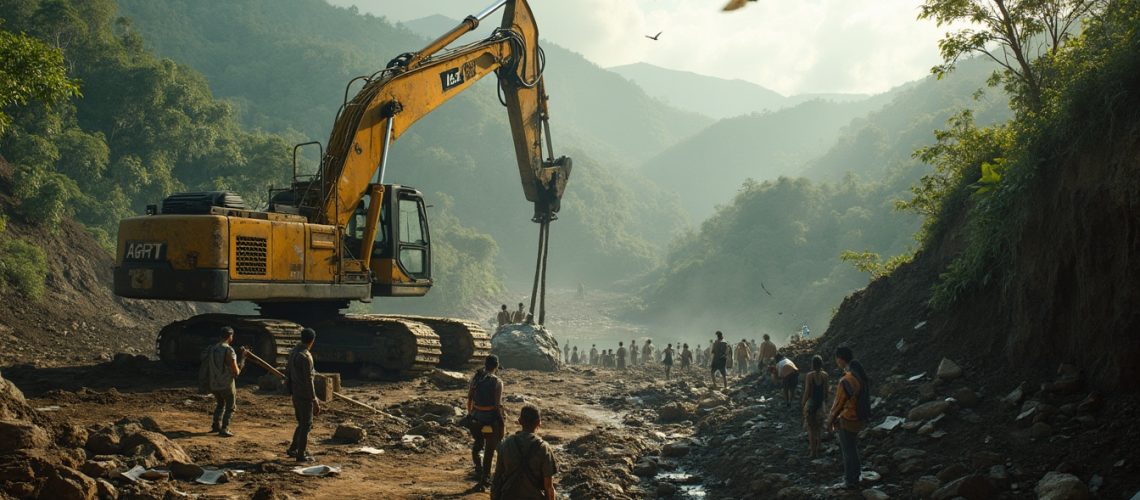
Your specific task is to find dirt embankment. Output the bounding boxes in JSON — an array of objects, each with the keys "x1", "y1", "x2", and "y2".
[{"x1": 0, "y1": 160, "x2": 200, "y2": 368}]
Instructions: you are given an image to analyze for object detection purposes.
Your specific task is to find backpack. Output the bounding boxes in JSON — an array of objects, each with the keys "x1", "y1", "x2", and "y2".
[{"x1": 491, "y1": 437, "x2": 542, "y2": 500}]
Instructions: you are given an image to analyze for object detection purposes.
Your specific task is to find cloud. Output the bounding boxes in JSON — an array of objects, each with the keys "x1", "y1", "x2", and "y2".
[{"x1": 327, "y1": 0, "x2": 949, "y2": 95}]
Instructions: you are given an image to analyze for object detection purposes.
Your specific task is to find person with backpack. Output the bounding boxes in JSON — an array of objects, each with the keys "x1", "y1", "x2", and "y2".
[
  {"x1": 800, "y1": 355, "x2": 830, "y2": 458},
  {"x1": 491, "y1": 405, "x2": 558, "y2": 500},
  {"x1": 829, "y1": 346, "x2": 870, "y2": 489},
  {"x1": 200, "y1": 326, "x2": 246, "y2": 437},
  {"x1": 466, "y1": 355, "x2": 506, "y2": 489}
]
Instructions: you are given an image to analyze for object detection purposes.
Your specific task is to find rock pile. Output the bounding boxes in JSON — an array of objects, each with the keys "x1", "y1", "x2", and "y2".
[
  {"x1": 491, "y1": 324, "x2": 561, "y2": 372},
  {"x1": 0, "y1": 371, "x2": 215, "y2": 499}
]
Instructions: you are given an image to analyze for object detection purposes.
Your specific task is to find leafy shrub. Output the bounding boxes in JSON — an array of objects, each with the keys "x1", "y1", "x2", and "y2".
[{"x1": 0, "y1": 237, "x2": 49, "y2": 299}]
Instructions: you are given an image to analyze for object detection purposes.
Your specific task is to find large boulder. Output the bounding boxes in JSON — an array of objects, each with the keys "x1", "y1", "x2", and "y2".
[
  {"x1": 490, "y1": 324, "x2": 561, "y2": 372},
  {"x1": 908, "y1": 400, "x2": 951, "y2": 421},
  {"x1": 120, "y1": 431, "x2": 191, "y2": 464},
  {"x1": 0, "y1": 420, "x2": 50, "y2": 453},
  {"x1": 1035, "y1": 472, "x2": 1090, "y2": 500},
  {"x1": 38, "y1": 466, "x2": 97, "y2": 500},
  {"x1": 0, "y1": 371, "x2": 34, "y2": 421}
]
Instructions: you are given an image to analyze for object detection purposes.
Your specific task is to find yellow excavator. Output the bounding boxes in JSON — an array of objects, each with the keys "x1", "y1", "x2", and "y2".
[{"x1": 112, "y1": 0, "x2": 571, "y2": 377}]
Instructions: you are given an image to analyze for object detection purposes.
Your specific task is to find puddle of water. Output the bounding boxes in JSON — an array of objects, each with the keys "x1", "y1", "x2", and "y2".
[{"x1": 656, "y1": 469, "x2": 708, "y2": 498}]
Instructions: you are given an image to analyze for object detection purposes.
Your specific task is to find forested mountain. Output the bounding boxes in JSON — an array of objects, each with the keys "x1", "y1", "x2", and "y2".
[
  {"x1": 115, "y1": 0, "x2": 700, "y2": 289},
  {"x1": 641, "y1": 95, "x2": 896, "y2": 220},
  {"x1": 609, "y1": 63, "x2": 784, "y2": 120},
  {"x1": 629, "y1": 56, "x2": 1009, "y2": 339}
]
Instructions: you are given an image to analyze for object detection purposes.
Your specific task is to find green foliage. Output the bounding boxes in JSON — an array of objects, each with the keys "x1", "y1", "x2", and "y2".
[
  {"x1": 0, "y1": 26, "x2": 80, "y2": 132},
  {"x1": 840, "y1": 250, "x2": 912, "y2": 279},
  {"x1": 0, "y1": 0, "x2": 292, "y2": 237},
  {"x1": 0, "y1": 237, "x2": 48, "y2": 299},
  {"x1": 922, "y1": 0, "x2": 1140, "y2": 309},
  {"x1": 918, "y1": 0, "x2": 1105, "y2": 112}
]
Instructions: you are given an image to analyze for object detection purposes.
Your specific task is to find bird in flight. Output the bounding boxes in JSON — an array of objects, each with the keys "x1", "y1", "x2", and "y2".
[
  {"x1": 761, "y1": 282, "x2": 773, "y2": 296},
  {"x1": 722, "y1": 0, "x2": 757, "y2": 11},
  {"x1": 645, "y1": 31, "x2": 663, "y2": 41}
]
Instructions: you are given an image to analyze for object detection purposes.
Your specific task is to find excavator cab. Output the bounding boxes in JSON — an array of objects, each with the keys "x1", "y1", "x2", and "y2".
[{"x1": 345, "y1": 184, "x2": 433, "y2": 298}]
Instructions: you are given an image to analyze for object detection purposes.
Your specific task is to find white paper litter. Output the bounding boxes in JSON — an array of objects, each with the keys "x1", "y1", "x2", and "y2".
[
  {"x1": 35, "y1": 405, "x2": 61, "y2": 412},
  {"x1": 119, "y1": 465, "x2": 147, "y2": 482},
  {"x1": 401, "y1": 434, "x2": 425, "y2": 444},
  {"x1": 292, "y1": 465, "x2": 341, "y2": 477},
  {"x1": 351, "y1": 446, "x2": 385, "y2": 455},
  {"x1": 907, "y1": 372, "x2": 927, "y2": 382},
  {"x1": 874, "y1": 416, "x2": 905, "y2": 432}
]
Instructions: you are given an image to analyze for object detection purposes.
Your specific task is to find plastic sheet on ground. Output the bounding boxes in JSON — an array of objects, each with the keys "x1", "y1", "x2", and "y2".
[
  {"x1": 873, "y1": 416, "x2": 905, "y2": 432},
  {"x1": 117, "y1": 465, "x2": 169, "y2": 482},
  {"x1": 351, "y1": 446, "x2": 385, "y2": 455},
  {"x1": 195, "y1": 469, "x2": 226, "y2": 484},
  {"x1": 907, "y1": 372, "x2": 926, "y2": 382},
  {"x1": 292, "y1": 465, "x2": 341, "y2": 477},
  {"x1": 401, "y1": 434, "x2": 425, "y2": 444}
]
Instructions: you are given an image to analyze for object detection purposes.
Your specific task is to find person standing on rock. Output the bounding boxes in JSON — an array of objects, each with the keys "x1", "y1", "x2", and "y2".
[
  {"x1": 491, "y1": 405, "x2": 558, "y2": 500},
  {"x1": 286, "y1": 328, "x2": 319, "y2": 462},
  {"x1": 512, "y1": 302, "x2": 526, "y2": 324},
  {"x1": 617, "y1": 342, "x2": 628, "y2": 370},
  {"x1": 467, "y1": 354, "x2": 506, "y2": 489},
  {"x1": 203, "y1": 326, "x2": 246, "y2": 437},
  {"x1": 801, "y1": 355, "x2": 830, "y2": 458},
  {"x1": 734, "y1": 339, "x2": 752, "y2": 378},
  {"x1": 680, "y1": 343, "x2": 692, "y2": 372},
  {"x1": 710, "y1": 331, "x2": 729, "y2": 389},
  {"x1": 630, "y1": 340, "x2": 639, "y2": 366},
  {"x1": 497, "y1": 305, "x2": 511, "y2": 328},
  {"x1": 589, "y1": 345, "x2": 598, "y2": 365},
  {"x1": 771, "y1": 353, "x2": 800, "y2": 405},
  {"x1": 829, "y1": 346, "x2": 870, "y2": 490},
  {"x1": 662, "y1": 343, "x2": 675, "y2": 380}
]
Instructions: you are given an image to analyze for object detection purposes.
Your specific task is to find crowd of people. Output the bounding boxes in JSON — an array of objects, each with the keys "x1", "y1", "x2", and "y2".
[{"x1": 550, "y1": 330, "x2": 871, "y2": 491}]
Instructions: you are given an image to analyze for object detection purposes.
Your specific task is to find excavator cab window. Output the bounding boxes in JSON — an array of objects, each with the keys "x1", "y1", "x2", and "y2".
[
  {"x1": 396, "y1": 195, "x2": 430, "y2": 279},
  {"x1": 345, "y1": 194, "x2": 387, "y2": 256}
]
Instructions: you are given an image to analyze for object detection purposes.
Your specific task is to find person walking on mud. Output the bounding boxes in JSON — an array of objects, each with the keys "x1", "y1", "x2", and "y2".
[
  {"x1": 617, "y1": 342, "x2": 627, "y2": 370},
  {"x1": 589, "y1": 344, "x2": 598, "y2": 365},
  {"x1": 771, "y1": 353, "x2": 800, "y2": 406},
  {"x1": 571, "y1": 346, "x2": 579, "y2": 365},
  {"x1": 563, "y1": 343, "x2": 570, "y2": 364},
  {"x1": 662, "y1": 343, "x2": 675, "y2": 380},
  {"x1": 680, "y1": 343, "x2": 692, "y2": 372},
  {"x1": 642, "y1": 340, "x2": 654, "y2": 365},
  {"x1": 759, "y1": 334, "x2": 778, "y2": 378},
  {"x1": 630, "y1": 340, "x2": 639, "y2": 366},
  {"x1": 710, "y1": 331, "x2": 729, "y2": 389},
  {"x1": 734, "y1": 339, "x2": 752, "y2": 378},
  {"x1": 466, "y1": 355, "x2": 506, "y2": 489},
  {"x1": 202, "y1": 326, "x2": 246, "y2": 437},
  {"x1": 491, "y1": 405, "x2": 558, "y2": 500},
  {"x1": 801, "y1": 355, "x2": 830, "y2": 458},
  {"x1": 829, "y1": 346, "x2": 870, "y2": 490},
  {"x1": 286, "y1": 328, "x2": 319, "y2": 462}
]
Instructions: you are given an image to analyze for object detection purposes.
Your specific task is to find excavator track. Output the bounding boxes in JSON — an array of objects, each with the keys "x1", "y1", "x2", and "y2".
[
  {"x1": 316, "y1": 315, "x2": 441, "y2": 377},
  {"x1": 156, "y1": 314, "x2": 302, "y2": 369},
  {"x1": 377, "y1": 315, "x2": 492, "y2": 370}
]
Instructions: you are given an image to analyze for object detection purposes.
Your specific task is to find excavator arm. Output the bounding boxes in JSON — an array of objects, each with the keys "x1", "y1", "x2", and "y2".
[{"x1": 311, "y1": 0, "x2": 571, "y2": 262}]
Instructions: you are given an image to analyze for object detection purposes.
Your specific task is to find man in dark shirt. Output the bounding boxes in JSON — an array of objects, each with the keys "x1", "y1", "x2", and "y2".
[
  {"x1": 711, "y1": 331, "x2": 729, "y2": 389},
  {"x1": 492, "y1": 405, "x2": 557, "y2": 500},
  {"x1": 203, "y1": 327, "x2": 246, "y2": 437},
  {"x1": 286, "y1": 328, "x2": 319, "y2": 462}
]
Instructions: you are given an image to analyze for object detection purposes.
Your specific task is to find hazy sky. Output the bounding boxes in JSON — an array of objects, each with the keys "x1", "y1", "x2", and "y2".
[{"x1": 327, "y1": 0, "x2": 950, "y2": 96}]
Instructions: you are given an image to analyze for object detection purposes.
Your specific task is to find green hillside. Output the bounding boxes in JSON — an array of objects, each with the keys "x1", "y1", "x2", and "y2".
[
  {"x1": 609, "y1": 62, "x2": 784, "y2": 120},
  {"x1": 115, "y1": 0, "x2": 698, "y2": 287}
]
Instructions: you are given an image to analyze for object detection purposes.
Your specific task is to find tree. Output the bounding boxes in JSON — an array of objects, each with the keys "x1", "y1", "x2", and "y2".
[
  {"x1": 919, "y1": 0, "x2": 1104, "y2": 111},
  {"x1": 0, "y1": 27, "x2": 80, "y2": 133}
]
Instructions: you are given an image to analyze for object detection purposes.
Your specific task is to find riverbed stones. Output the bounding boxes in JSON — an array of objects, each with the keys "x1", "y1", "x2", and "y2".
[
  {"x1": 936, "y1": 358, "x2": 962, "y2": 380},
  {"x1": 491, "y1": 324, "x2": 561, "y2": 372},
  {"x1": 931, "y1": 474, "x2": 994, "y2": 500},
  {"x1": 908, "y1": 400, "x2": 950, "y2": 421},
  {"x1": 913, "y1": 476, "x2": 941, "y2": 497},
  {"x1": 1035, "y1": 472, "x2": 1089, "y2": 500},
  {"x1": 661, "y1": 441, "x2": 691, "y2": 457},
  {"x1": 333, "y1": 423, "x2": 366, "y2": 443}
]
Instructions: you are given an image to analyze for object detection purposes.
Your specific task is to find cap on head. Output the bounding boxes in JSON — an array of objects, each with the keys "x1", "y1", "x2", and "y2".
[
  {"x1": 519, "y1": 404, "x2": 540, "y2": 428},
  {"x1": 301, "y1": 328, "x2": 316, "y2": 344}
]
